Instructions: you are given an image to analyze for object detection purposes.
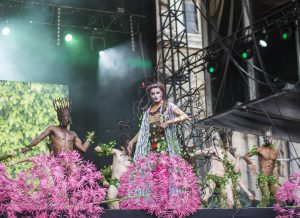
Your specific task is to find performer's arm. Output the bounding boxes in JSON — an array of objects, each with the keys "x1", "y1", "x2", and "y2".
[
  {"x1": 161, "y1": 106, "x2": 190, "y2": 129},
  {"x1": 8, "y1": 156, "x2": 33, "y2": 166},
  {"x1": 191, "y1": 147, "x2": 216, "y2": 157},
  {"x1": 243, "y1": 146, "x2": 258, "y2": 174},
  {"x1": 99, "y1": 173, "x2": 110, "y2": 187},
  {"x1": 237, "y1": 178, "x2": 254, "y2": 200},
  {"x1": 22, "y1": 126, "x2": 53, "y2": 153},
  {"x1": 128, "y1": 131, "x2": 139, "y2": 155},
  {"x1": 233, "y1": 154, "x2": 241, "y2": 173},
  {"x1": 74, "y1": 131, "x2": 94, "y2": 153}
]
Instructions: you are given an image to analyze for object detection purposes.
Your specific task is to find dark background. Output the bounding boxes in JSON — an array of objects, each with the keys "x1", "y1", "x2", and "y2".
[{"x1": 207, "y1": 0, "x2": 298, "y2": 114}]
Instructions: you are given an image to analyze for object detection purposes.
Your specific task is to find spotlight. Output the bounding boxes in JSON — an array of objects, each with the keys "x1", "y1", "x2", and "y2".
[
  {"x1": 2, "y1": 27, "x2": 10, "y2": 36},
  {"x1": 206, "y1": 59, "x2": 218, "y2": 74},
  {"x1": 240, "y1": 40, "x2": 253, "y2": 60},
  {"x1": 280, "y1": 25, "x2": 292, "y2": 41},
  {"x1": 64, "y1": 34, "x2": 73, "y2": 42},
  {"x1": 99, "y1": 50, "x2": 104, "y2": 56},
  {"x1": 241, "y1": 48, "x2": 253, "y2": 60},
  {"x1": 257, "y1": 28, "x2": 268, "y2": 48}
]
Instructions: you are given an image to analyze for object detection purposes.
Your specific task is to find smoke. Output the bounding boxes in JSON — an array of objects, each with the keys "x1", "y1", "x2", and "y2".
[
  {"x1": 0, "y1": 5, "x2": 70, "y2": 84},
  {"x1": 97, "y1": 42, "x2": 152, "y2": 141}
]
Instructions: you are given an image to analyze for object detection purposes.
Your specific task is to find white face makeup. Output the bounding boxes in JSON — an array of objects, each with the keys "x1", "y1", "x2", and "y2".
[
  {"x1": 150, "y1": 87, "x2": 163, "y2": 103},
  {"x1": 263, "y1": 130, "x2": 272, "y2": 145}
]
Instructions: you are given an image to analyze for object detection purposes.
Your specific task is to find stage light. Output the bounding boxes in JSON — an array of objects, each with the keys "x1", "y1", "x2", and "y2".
[
  {"x1": 237, "y1": 38, "x2": 253, "y2": 60},
  {"x1": 2, "y1": 27, "x2": 10, "y2": 36},
  {"x1": 207, "y1": 60, "x2": 218, "y2": 74},
  {"x1": 64, "y1": 34, "x2": 73, "y2": 42},
  {"x1": 280, "y1": 25, "x2": 292, "y2": 41},
  {"x1": 240, "y1": 41, "x2": 253, "y2": 60},
  {"x1": 257, "y1": 28, "x2": 268, "y2": 48},
  {"x1": 99, "y1": 50, "x2": 104, "y2": 56}
]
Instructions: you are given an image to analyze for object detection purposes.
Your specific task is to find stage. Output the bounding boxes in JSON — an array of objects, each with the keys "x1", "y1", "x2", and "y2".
[{"x1": 101, "y1": 208, "x2": 276, "y2": 218}]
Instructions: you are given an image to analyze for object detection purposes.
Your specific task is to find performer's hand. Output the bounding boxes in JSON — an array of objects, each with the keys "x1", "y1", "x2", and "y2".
[
  {"x1": 8, "y1": 151, "x2": 17, "y2": 158},
  {"x1": 89, "y1": 131, "x2": 95, "y2": 139},
  {"x1": 249, "y1": 164, "x2": 256, "y2": 174},
  {"x1": 248, "y1": 193, "x2": 254, "y2": 201},
  {"x1": 160, "y1": 122, "x2": 169, "y2": 129},
  {"x1": 7, "y1": 161, "x2": 15, "y2": 167},
  {"x1": 103, "y1": 180, "x2": 110, "y2": 187},
  {"x1": 94, "y1": 146, "x2": 102, "y2": 153},
  {"x1": 21, "y1": 147, "x2": 30, "y2": 153},
  {"x1": 127, "y1": 141, "x2": 134, "y2": 155},
  {"x1": 188, "y1": 152, "x2": 195, "y2": 157}
]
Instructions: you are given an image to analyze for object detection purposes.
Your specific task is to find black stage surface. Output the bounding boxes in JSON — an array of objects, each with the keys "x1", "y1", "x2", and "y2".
[
  {"x1": 0, "y1": 208, "x2": 276, "y2": 217},
  {"x1": 101, "y1": 208, "x2": 276, "y2": 218}
]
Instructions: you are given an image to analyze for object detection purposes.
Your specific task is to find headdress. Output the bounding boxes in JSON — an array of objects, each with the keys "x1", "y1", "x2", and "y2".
[
  {"x1": 218, "y1": 128, "x2": 233, "y2": 144},
  {"x1": 261, "y1": 126, "x2": 272, "y2": 136},
  {"x1": 53, "y1": 98, "x2": 72, "y2": 119},
  {"x1": 145, "y1": 82, "x2": 165, "y2": 94}
]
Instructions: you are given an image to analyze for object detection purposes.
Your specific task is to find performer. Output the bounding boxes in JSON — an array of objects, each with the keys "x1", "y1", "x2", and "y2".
[
  {"x1": 120, "y1": 82, "x2": 200, "y2": 218},
  {"x1": 127, "y1": 82, "x2": 189, "y2": 158},
  {"x1": 95, "y1": 141, "x2": 131, "y2": 209},
  {"x1": 244, "y1": 126, "x2": 279, "y2": 207},
  {"x1": 191, "y1": 129, "x2": 239, "y2": 208},
  {"x1": 21, "y1": 98, "x2": 94, "y2": 155}
]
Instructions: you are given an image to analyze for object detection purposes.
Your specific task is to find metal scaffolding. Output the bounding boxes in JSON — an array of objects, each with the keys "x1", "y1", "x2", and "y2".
[
  {"x1": 0, "y1": 0, "x2": 144, "y2": 35},
  {"x1": 157, "y1": 0, "x2": 196, "y2": 146},
  {"x1": 181, "y1": 1, "x2": 295, "y2": 76}
]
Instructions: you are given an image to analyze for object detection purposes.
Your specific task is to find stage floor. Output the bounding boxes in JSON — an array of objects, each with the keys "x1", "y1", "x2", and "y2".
[{"x1": 101, "y1": 208, "x2": 276, "y2": 218}]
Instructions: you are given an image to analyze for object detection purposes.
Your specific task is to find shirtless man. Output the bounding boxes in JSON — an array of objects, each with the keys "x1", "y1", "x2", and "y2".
[
  {"x1": 22, "y1": 98, "x2": 94, "y2": 155},
  {"x1": 191, "y1": 128, "x2": 240, "y2": 208},
  {"x1": 95, "y1": 142, "x2": 131, "y2": 209},
  {"x1": 244, "y1": 126, "x2": 279, "y2": 207}
]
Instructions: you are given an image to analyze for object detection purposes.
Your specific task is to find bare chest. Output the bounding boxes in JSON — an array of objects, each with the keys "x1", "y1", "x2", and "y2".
[{"x1": 259, "y1": 148, "x2": 278, "y2": 160}]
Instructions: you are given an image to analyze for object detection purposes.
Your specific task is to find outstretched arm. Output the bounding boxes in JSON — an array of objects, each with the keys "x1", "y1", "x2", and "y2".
[
  {"x1": 74, "y1": 131, "x2": 94, "y2": 153},
  {"x1": 8, "y1": 156, "x2": 33, "y2": 166},
  {"x1": 191, "y1": 146, "x2": 216, "y2": 157},
  {"x1": 22, "y1": 126, "x2": 53, "y2": 153}
]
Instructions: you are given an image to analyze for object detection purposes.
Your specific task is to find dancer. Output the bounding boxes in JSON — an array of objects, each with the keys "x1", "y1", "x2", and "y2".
[
  {"x1": 192, "y1": 128, "x2": 238, "y2": 208},
  {"x1": 22, "y1": 98, "x2": 94, "y2": 155},
  {"x1": 120, "y1": 82, "x2": 200, "y2": 218},
  {"x1": 244, "y1": 126, "x2": 280, "y2": 207},
  {"x1": 95, "y1": 140, "x2": 131, "y2": 209},
  {"x1": 127, "y1": 82, "x2": 189, "y2": 157}
]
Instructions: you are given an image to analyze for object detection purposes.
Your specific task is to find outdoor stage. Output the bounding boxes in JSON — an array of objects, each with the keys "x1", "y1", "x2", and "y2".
[{"x1": 101, "y1": 208, "x2": 276, "y2": 218}]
